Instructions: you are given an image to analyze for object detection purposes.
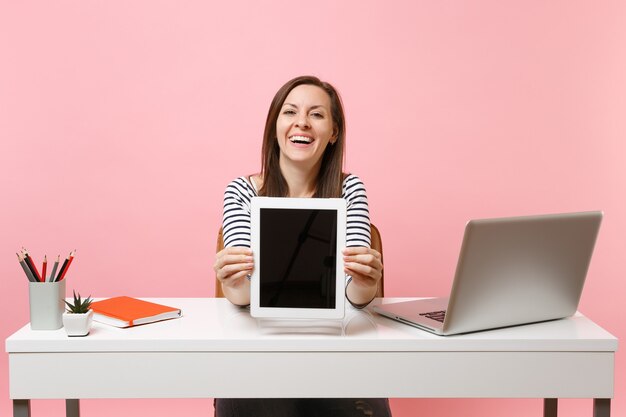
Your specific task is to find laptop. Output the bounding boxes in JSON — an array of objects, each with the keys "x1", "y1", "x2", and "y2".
[{"x1": 373, "y1": 211, "x2": 603, "y2": 335}]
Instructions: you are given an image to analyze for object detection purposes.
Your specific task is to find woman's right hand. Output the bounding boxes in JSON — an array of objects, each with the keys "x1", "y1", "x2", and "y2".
[{"x1": 213, "y1": 247, "x2": 254, "y2": 297}]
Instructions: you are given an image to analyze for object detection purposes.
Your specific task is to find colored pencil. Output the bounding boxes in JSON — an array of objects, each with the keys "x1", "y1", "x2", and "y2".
[
  {"x1": 42, "y1": 256, "x2": 47, "y2": 282},
  {"x1": 55, "y1": 254, "x2": 70, "y2": 282},
  {"x1": 58, "y1": 250, "x2": 75, "y2": 281},
  {"x1": 17, "y1": 253, "x2": 37, "y2": 282},
  {"x1": 22, "y1": 249, "x2": 42, "y2": 282},
  {"x1": 48, "y1": 255, "x2": 60, "y2": 282}
]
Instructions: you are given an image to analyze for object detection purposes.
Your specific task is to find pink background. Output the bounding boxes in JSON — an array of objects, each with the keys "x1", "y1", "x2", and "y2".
[{"x1": 1, "y1": 1, "x2": 624, "y2": 416}]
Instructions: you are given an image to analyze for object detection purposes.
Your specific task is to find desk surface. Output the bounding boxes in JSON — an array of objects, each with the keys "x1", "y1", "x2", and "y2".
[
  {"x1": 6, "y1": 297, "x2": 617, "y2": 353},
  {"x1": 5, "y1": 298, "x2": 619, "y2": 401}
]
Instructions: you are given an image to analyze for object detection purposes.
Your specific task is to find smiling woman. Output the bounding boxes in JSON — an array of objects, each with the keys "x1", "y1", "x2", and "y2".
[
  {"x1": 212, "y1": 75, "x2": 390, "y2": 416},
  {"x1": 258, "y1": 76, "x2": 346, "y2": 200},
  {"x1": 215, "y1": 76, "x2": 381, "y2": 309},
  {"x1": 274, "y1": 84, "x2": 339, "y2": 185}
]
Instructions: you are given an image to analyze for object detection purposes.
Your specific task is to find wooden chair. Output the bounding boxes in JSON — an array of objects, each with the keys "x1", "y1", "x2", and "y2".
[{"x1": 215, "y1": 224, "x2": 384, "y2": 298}]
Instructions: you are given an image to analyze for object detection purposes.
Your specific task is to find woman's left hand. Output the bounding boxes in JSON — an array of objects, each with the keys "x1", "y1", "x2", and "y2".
[{"x1": 342, "y1": 247, "x2": 383, "y2": 289}]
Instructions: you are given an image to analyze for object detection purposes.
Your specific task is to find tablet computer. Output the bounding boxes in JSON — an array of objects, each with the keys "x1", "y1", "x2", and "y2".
[{"x1": 250, "y1": 197, "x2": 347, "y2": 319}]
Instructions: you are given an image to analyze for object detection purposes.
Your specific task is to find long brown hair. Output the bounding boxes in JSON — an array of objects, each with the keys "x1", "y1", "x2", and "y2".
[{"x1": 258, "y1": 75, "x2": 346, "y2": 198}]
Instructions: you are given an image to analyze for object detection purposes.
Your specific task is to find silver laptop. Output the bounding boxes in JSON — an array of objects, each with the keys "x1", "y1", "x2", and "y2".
[{"x1": 373, "y1": 211, "x2": 602, "y2": 336}]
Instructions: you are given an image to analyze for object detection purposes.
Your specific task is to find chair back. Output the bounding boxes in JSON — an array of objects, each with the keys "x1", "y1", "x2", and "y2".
[{"x1": 215, "y1": 224, "x2": 384, "y2": 298}]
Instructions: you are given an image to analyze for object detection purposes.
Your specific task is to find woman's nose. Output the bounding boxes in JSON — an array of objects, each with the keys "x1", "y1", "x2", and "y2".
[{"x1": 295, "y1": 114, "x2": 310, "y2": 128}]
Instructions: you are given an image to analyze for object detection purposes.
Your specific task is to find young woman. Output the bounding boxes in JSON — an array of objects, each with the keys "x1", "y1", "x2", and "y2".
[{"x1": 213, "y1": 75, "x2": 390, "y2": 417}]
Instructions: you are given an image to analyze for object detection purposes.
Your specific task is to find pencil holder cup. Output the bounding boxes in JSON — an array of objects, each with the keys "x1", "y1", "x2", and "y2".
[{"x1": 28, "y1": 280, "x2": 66, "y2": 330}]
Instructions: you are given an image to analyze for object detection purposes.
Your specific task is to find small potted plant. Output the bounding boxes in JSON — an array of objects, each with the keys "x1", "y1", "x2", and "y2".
[{"x1": 62, "y1": 291, "x2": 94, "y2": 337}]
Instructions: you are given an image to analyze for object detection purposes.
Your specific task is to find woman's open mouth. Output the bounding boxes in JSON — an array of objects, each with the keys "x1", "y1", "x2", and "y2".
[{"x1": 289, "y1": 135, "x2": 314, "y2": 145}]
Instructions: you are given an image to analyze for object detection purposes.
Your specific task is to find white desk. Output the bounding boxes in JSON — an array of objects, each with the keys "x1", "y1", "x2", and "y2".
[{"x1": 6, "y1": 298, "x2": 618, "y2": 417}]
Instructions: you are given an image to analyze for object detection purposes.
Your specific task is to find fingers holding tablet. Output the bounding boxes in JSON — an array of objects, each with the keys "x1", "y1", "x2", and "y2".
[
  {"x1": 343, "y1": 247, "x2": 383, "y2": 286},
  {"x1": 214, "y1": 247, "x2": 255, "y2": 288}
]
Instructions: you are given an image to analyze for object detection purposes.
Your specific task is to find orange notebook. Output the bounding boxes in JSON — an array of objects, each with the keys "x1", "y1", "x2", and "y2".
[{"x1": 90, "y1": 296, "x2": 182, "y2": 328}]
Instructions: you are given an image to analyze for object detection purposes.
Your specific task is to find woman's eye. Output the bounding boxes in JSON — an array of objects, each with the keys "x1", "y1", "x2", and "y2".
[
  {"x1": 311, "y1": 112, "x2": 324, "y2": 118},
  {"x1": 282, "y1": 109, "x2": 296, "y2": 115}
]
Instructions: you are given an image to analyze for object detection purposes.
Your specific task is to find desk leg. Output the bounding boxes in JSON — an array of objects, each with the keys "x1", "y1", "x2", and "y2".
[
  {"x1": 593, "y1": 399, "x2": 610, "y2": 417},
  {"x1": 66, "y1": 399, "x2": 80, "y2": 417},
  {"x1": 13, "y1": 400, "x2": 31, "y2": 417},
  {"x1": 543, "y1": 398, "x2": 558, "y2": 417}
]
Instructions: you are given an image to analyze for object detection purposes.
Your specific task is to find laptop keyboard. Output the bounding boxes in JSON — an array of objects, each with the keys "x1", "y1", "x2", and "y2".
[{"x1": 420, "y1": 310, "x2": 446, "y2": 323}]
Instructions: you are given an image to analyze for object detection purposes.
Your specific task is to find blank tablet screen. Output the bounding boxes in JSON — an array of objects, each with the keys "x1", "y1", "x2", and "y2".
[{"x1": 260, "y1": 208, "x2": 337, "y2": 309}]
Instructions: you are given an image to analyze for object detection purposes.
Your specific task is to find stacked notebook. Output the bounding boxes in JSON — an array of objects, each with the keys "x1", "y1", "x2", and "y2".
[{"x1": 90, "y1": 296, "x2": 182, "y2": 328}]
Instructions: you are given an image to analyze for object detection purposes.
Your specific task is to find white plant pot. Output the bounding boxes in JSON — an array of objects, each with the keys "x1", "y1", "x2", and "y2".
[{"x1": 63, "y1": 310, "x2": 93, "y2": 337}]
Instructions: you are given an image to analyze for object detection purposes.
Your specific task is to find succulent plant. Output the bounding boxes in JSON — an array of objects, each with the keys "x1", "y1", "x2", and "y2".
[{"x1": 64, "y1": 290, "x2": 93, "y2": 314}]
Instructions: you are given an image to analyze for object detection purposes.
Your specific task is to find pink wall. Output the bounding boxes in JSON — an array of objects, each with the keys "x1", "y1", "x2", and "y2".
[{"x1": 1, "y1": 1, "x2": 624, "y2": 416}]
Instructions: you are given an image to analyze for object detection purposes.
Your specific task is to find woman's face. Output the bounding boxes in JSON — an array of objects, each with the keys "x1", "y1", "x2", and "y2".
[{"x1": 275, "y1": 84, "x2": 337, "y2": 171}]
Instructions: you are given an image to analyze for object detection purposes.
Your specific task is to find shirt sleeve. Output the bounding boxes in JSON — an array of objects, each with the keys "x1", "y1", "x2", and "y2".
[
  {"x1": 221, "y1": 177, "x2": 255, "y2": 248},
  {"x1": 342, "y1": 174, "x2": 371, "y2": 248}
]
